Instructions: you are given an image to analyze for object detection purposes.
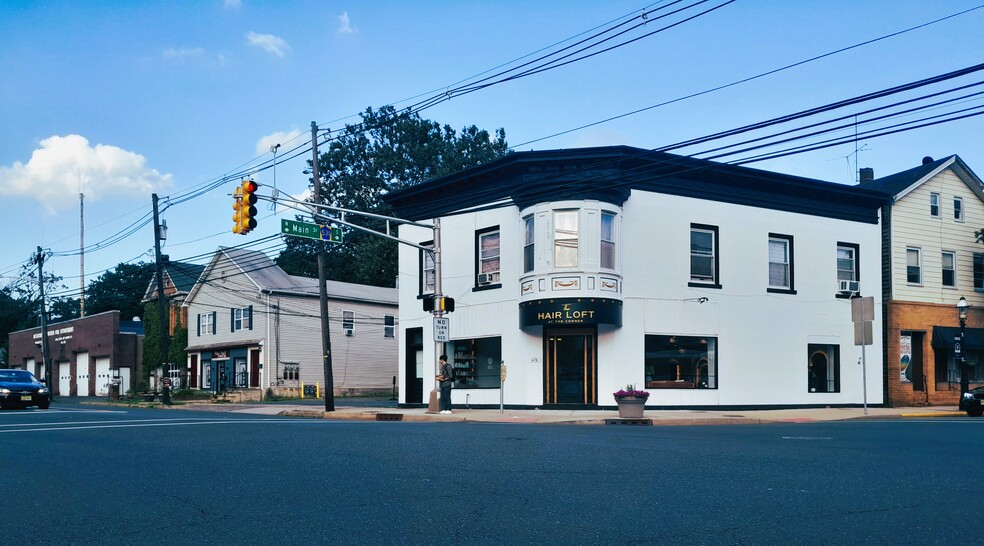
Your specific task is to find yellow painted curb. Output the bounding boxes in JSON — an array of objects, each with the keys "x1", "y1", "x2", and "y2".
[{"x1": 899, "y1": 411, "x2": 965, "y2": 418}]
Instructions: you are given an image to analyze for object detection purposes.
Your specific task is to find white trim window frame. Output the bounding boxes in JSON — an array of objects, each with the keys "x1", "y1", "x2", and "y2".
[
  {"x1": 420, "y1": 243, "x2": 435, "y2": 295},
  {"x1": 342, "y1": 310, "x2": 355, "y2": 335},
  {"x1": 477, "y1": 228, "x2": 501, "y2": 284},
  {"x1": 930, "y1": 192, "x2": 941, "y2": 218},
  {"x1": 690, "y1": 225, "x2": 718, "y2": 285},
  {"x1": 198, "y1": 312, "x2": 214, "y2": 336},
  {"x1": 233, "y1": 307, "x2": 252, "y2": 331},
  {"x1": 837, "y1": 244, "x2": 858, "y2": 282},
  {"x1": 384, "y1": 315, "x2": 395, "y2": 338},
  {"x1": 907, "y1": 247, "x2": 922, "y2": 285},
  {"x1": 553, "y1": 210, "x2": 578, "y2": 268},
  {"x1": 523, "y1": 215, "x2": 535, "y2": 273},
  {"x1": 601, "y1": 212, "x2": 616, "y2": 270},
  {"x1": 942, "y1": 251, "x2": 956, "y2": 287},
  {"x1": 954, "y1": 196, "x2": 964, "y2": 222},
  {"x1": 768, "y1": 235, "x2": 792, "y2": 290}
]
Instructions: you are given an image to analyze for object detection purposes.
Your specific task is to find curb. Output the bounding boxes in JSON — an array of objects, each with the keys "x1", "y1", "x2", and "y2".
[{"x1": 899, "y1": 411, "x2": 966, "y2": 418}]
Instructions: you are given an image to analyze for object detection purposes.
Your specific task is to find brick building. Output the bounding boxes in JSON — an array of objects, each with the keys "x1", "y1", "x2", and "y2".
[{"x1": 7, "y1": 310, "x2": 143, "y2": 396}]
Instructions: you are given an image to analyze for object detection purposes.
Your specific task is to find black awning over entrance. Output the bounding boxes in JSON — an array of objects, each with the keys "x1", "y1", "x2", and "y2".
[{"x1": 931, "y1": 326, "x2": 984, "y2": 351}]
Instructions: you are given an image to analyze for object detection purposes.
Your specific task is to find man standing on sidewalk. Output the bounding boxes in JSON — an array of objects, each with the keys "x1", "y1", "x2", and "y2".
[{"x1": 438, "y1": 355, "x2": 454, "y2": 414}]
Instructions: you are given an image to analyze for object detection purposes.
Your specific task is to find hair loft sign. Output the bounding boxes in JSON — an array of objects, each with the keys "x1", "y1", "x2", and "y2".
[{"x1": 519, "y1": 298, "x2": 622, "y2": 328}]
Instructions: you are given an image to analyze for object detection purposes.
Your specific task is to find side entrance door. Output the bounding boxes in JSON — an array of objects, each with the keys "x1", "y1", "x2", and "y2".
[{"x1": 544, "y1": 328, "x2": 597, "y2": 405}]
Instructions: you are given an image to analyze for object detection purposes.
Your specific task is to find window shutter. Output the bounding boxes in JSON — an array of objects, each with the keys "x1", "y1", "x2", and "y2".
[
  {"x1": 211, "y1": 312, "x2": 216, "y2": 335},
  {"x1": 231, "y1": 309, "x2": 235, "y2": 332},
  {"x1": 248, "y1": 305, "x2": 253, "y2": 330},
  {"x1": 197, "y1": 314, "x2": 201, "y2": 337}
]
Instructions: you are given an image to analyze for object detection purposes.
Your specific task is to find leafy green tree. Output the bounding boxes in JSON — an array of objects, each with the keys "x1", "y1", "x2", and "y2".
[
  {"x1": 84, "y1": 262, "x2": 155, "y2": 321},
  {"x1": 48, "y1": 297, "x2": 80, "y2": 322},
  {"x1": 276, "y1": 105, "x2": 509, "y2": 286}
]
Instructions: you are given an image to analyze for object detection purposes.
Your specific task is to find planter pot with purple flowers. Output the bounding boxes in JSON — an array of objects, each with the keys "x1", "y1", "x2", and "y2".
[{"x1": 613, "y1": 385, "x2": 650, "y2": 418}]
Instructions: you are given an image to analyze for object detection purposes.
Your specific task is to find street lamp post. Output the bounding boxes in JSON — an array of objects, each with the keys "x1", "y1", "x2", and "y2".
[{"x1": 957, "y1": 296, "x2": 969, "y2": 397}]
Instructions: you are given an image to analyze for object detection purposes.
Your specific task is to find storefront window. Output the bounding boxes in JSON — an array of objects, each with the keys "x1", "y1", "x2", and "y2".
[
  {"x1": 446, "y1": 337, "x2": 502, "y2": 388},
  {"x1": 645, "y1": 335, "x2": 717, "y2": 389}
]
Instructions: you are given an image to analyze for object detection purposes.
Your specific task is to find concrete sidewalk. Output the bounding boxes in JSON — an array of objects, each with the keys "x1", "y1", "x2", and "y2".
[{"x1": 150, "y1": 400, "x2": 969, "y2": 425}]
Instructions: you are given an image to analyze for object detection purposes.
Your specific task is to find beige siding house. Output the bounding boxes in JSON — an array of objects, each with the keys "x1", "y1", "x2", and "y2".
[
  {"x1": 862, "y1": 155, "x2": 984, "y2": 406},
  {"x1": 183, "y1": 247, "x2": 398, "y2": 398}
]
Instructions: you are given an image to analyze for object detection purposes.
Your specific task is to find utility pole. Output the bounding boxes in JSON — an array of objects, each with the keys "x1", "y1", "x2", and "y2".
[
  {"x1": 152, "y1": 194, "x2": 170, "y2": 398},
  {"x1": 36, "y1": 247, "x2": 54, "y2": 397},
  {"x1": 79, "y1": 191, "x2": 85, "y2": 317},
  {"x1": 312, "y1": 121, "x2": 335, "y2": 412}
]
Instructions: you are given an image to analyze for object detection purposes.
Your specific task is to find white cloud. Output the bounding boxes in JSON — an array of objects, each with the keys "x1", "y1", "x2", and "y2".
[
  {"x1": 337, "y1": 11, "x2": 356, "y2": 34},
  {"x1": 256, "y1": 129, "x2": 303, "y2": 156},
  {"x1": 0, "y1": 135, "x2": 173, "y2": 214},
  {"x1": 245, "y1": 31, "x2": 291, "y2": 58},
  {"x1": 162, "y1": 47, "x2": 205, "y2": 60},
  {"x1": 224, "y1": 0, "x2": 241, "y2": 9}
]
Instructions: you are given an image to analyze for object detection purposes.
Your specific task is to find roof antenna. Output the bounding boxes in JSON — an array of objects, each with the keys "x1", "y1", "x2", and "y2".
[{"x1": 269, "y1": 143, "x2": 281, "y2": 211}]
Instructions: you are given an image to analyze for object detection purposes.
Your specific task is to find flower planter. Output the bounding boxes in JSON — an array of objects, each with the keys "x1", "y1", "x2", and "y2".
[{"x1": 615, "y1": 396, "x2": 646, "y2": 418}]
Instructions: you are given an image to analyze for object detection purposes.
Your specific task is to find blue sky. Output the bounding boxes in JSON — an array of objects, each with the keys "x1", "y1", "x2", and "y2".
[{"x1": 2, "y1": 1, "x2": 983, "y2": 301}]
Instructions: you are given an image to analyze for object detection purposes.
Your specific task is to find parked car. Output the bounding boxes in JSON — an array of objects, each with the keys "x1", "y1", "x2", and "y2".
[
  {"x1": 960, "y1": 386, "x2": 984, "y2": 417},
  {"x1": 0, "y1": 369, "x2": 51, "y2": 409}
]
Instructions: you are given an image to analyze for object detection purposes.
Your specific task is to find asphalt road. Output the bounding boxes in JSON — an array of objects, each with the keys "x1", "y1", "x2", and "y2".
[{"x1": 2, "y1": 400, "x2": 981, "y2": 545}]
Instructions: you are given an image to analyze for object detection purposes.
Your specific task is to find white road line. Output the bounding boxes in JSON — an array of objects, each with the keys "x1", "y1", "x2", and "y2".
[
  {"x1": 0, "y1": 417, "x2": 243, "y2": 428},
  {"x1": 0, "y1": 418, "x2": 324, "y2": 434}
]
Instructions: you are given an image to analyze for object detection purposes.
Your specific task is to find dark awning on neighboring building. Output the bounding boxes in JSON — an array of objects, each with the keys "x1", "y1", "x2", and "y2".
[{"x1": 931, "y1": 326, "x2": 984, "y2": 351}]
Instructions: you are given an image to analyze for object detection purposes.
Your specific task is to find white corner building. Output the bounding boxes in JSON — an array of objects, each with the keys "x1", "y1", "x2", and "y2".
[{"x1": 384, "y1": 146, "x2": 886, "y2": 409}]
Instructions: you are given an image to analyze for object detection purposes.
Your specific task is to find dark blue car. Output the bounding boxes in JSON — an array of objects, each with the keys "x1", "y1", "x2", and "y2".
[
  {"x1": 960, "y1": 386, "x2": 984, "y2": 417},
  {"x1": 0, "y1": 369, "x2": 51, "y2": 409}
]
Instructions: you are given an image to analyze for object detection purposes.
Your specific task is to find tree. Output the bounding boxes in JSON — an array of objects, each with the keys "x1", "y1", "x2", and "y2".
[
  {"x1": 141, "y1": 302, "x2": 163, "y2": 383},
  {"x1": 276, "y1": 105, "x2": 510, "y2": 286},
  {"x1": 84, "y1": 262, "x2": 156, "y2": 321}
]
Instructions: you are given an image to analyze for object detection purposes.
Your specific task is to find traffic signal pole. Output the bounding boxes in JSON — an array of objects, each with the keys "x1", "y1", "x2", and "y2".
[{"x1": 427, "y1": 218, "x2": 443, "y2": 413}]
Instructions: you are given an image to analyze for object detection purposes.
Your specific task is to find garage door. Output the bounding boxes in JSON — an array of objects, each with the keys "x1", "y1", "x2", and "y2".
[
  {"x1": 95, "y1": 357, "x2": 111, "y2": 396},
  {"x1": 76, "y1": 352, "x2": 90, "y2": 397}
]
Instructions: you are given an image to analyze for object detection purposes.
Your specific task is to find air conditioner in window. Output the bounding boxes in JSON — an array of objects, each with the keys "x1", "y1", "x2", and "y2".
[
  {"x1": 344, "y1": 328, "x2": 354, "y2": 336},
  {"x1": 478, "y1": 273, "x2": 495, "y2": 285},
  {"x1": 838, "y1": 280, "x2": 860, "y2": 296}
]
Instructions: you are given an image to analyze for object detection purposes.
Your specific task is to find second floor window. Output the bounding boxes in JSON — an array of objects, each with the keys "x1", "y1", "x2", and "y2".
[
  {"x1": 955, "y1": 197, "x2": 964, "y2": 222},
  {"x1": 942, "y1": 251, "x2": 956, "y2": 287},
  {"x1": 233, "y1": 306, "x2": 252, "y2": 331},
  {"x1": 198, "y1": 312, "x2": 215, "y2": 336},
  {"x1": 343, "y1": 310, "x2": 354, "y2": 335},
  {"x1": 930, "y1": 192, "x2": 940, "y2": 217},
  {"x1": 420, "y1": 243, "x2": 435, "y2": 294},
  {"x1": 384, "y1": 315, "x2": 395, "y2": 338},
  {"x1": 601, "y1": 212, "x2": 616, "y2": 270},
  {"x1": 554, "y1": 210, "x2": 578, "y2": 267},
  {"x1": 477, "y1": 228, "x2": 500, "y2": 285},
  {"x1": 837, "y1": 244, "x2": 858, "y2": 282},
  {"x1": 768, "y1": 234, "x2": 793, "y2": 291},
  {"x1": 523, "y1": 216, "x2": 534, "y2": 273},
  {"x1": 907, "y1": 248, "x2": 922, "y2": 284},
  {"x1": 690, "y1": 225, "x2": 718, "y2": 285}
]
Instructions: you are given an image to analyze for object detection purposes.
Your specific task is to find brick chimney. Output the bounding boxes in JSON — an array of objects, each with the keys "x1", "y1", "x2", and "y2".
[{"x1": 859, "y1": 167, "x2": 874, "y2": 183}]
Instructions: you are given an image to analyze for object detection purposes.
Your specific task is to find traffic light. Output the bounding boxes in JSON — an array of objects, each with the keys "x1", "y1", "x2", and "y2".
[
  {"x1": 422, "y1": 295, "x2": 455, "y2": 313},
  {"x1": 232, "y1": 179, "x2": 259, "y2": 235}
]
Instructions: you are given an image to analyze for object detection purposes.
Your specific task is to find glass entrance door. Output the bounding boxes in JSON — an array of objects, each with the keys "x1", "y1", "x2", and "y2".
[{"x1": 545, "y1": 328, "x2": 596, "y2": 404}]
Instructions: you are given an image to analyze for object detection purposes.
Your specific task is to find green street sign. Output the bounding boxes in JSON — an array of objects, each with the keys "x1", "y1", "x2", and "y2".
[{"x1": 281, "y1": 219, "x2": 342, "y2": 243}]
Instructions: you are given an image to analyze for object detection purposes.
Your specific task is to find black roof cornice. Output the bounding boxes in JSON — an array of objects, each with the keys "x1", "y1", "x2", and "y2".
[{"x1": 383, "y1": 146, "x2": 888, "y2": 224}]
